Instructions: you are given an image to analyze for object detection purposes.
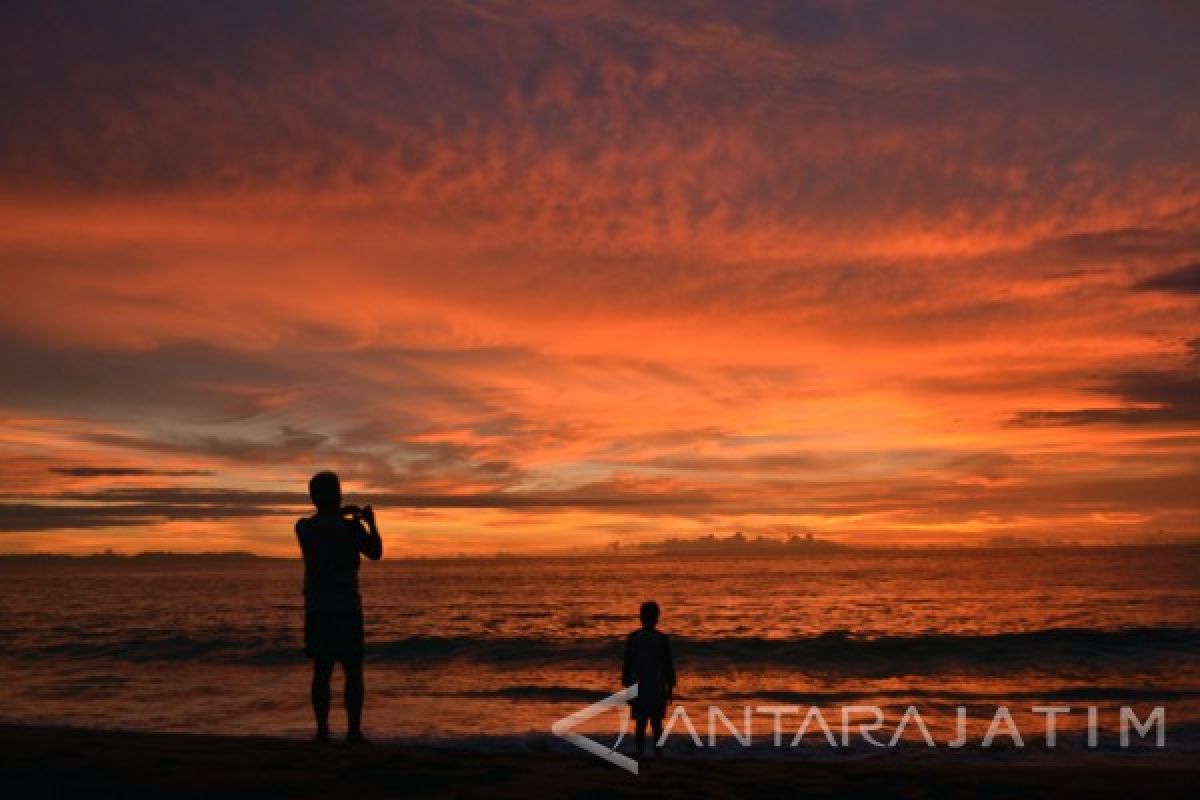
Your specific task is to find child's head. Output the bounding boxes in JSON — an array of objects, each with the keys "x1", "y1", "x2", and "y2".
[
  {"x1": 308, "y1": 471, "x2": 342, "y2": 514},
  {"x1": 639, "y1": 600, "x2": 660, "y2": 629}
]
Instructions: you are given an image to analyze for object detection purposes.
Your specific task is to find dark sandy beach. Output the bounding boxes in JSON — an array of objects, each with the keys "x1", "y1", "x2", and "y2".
[{"x1": 2, "y1": 725, "x2": 1197, "y2": 799}]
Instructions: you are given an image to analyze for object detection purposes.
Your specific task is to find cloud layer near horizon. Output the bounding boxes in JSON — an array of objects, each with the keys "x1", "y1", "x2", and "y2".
[{"x1": 1, "y1": 1, "x2": 1197, "y2": 553}]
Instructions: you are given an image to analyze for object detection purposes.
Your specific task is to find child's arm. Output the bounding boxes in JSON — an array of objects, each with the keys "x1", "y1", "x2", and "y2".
[{"x1": 664, "y1": 634, "x2": 677, "y2": 700}]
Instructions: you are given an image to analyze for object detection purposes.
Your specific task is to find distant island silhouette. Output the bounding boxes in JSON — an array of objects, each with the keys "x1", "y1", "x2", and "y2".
[{"x1": 612, "y1": 532, "x2": 846, "y2": 555}]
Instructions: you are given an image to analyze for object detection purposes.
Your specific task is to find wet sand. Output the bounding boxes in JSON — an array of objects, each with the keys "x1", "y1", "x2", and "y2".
[{"x1": 2, "y1": 725, "x2": 1197, "y2": 799}]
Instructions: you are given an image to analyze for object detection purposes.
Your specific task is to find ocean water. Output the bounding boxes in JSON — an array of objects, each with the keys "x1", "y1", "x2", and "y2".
[{"x1": 1, "y1": 546, "x2": 1197, "y2": 758}]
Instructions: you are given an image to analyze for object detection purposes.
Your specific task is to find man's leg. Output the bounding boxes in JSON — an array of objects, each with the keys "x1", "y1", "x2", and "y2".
[
  {"x1": 634, "y1": 716, "x2": 648, "y2": 759},
  {"x1": 311, "y1": 658, "x2": 334, "y2": 741},
  {"x1": 343, "y1": 656, "x2": 365, "y2": 742}
]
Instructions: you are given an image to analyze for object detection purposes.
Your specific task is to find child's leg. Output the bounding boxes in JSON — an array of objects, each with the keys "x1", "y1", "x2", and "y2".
[
  {"x1": 650, "y1": 716, "x2": 664, "y2": 756},
  {"x1": 634, "y1": 715, "x2": 648, "y2": 758}
]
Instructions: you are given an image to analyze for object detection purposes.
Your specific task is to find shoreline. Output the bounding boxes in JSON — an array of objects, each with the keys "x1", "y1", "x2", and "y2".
[{"x1": 3, "y1": 724, "x2": 1199, "y2": 799}]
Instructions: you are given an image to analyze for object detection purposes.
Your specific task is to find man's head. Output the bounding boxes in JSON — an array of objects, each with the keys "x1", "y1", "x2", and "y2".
[
  {"x1": 639, "y1": 600, "x2": 660, "y2": 629},
  {"x1": 308, "y1": 471, "x2": 342, "y2": 514}
]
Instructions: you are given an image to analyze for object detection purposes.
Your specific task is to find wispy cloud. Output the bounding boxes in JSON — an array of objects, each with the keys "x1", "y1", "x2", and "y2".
[
  {"x1": 1134, "y1": 263, "x2": 1200, "y2": 294},
  {"x1": 1011, "y1": 364, "x2": 1200, "y2": 427},
  {"x1": 50, "y1": 467, "x2": 215, "y2": 477}
]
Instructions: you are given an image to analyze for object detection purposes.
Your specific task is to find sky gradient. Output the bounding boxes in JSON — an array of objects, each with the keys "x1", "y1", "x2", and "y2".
[{"x1": 1, "y1": 0, "x2": 1198, "y2": 554}]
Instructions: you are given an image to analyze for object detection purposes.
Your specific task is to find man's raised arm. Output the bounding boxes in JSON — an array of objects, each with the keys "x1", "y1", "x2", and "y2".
[{"x1": 357, "y1": 505, "x2": 384, "y2": 560}]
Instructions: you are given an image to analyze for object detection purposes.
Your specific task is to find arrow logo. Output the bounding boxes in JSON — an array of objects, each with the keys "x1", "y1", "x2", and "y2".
[{"x1": 551, "y1": 683, "x2": 639, "y2": 774}]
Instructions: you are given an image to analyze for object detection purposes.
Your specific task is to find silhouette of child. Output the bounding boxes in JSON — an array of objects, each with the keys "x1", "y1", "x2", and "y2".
[
  {"x1": 622, "y1": 600, "x2": 676, "y2": 758},
  {"x1": 295, "y1": 471, "x2": 383, "y2": 743}
]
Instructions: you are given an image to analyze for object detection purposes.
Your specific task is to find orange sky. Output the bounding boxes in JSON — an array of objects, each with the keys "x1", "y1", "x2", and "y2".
[{"x1": 1, "y1": 1, "x2": 1197, "y2": 554}]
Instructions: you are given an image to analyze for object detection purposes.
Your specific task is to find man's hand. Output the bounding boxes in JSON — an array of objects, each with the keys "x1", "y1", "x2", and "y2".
[{"x1": 358, "y1": 504, "x2": 383, "y2": 559}]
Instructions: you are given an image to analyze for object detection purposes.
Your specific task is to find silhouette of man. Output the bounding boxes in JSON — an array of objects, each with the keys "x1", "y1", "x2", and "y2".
[
  {"x1": 622, "y1": 600, "x2": 676, "y2": 759},
  {"x1": 296, "y1": 471, "x2": 383, "y2": 743}
]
